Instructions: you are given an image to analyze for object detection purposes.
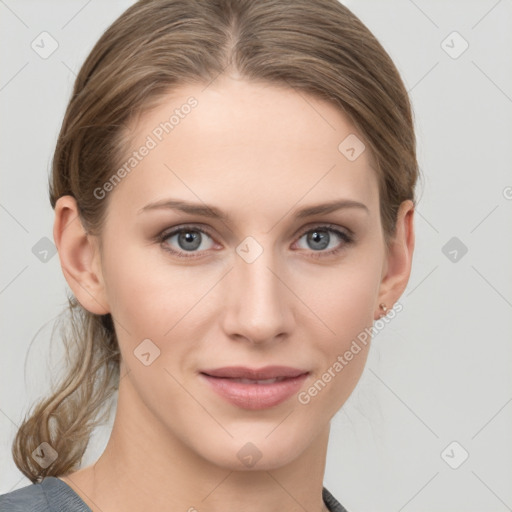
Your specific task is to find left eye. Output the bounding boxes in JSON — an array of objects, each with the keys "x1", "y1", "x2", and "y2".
[
  {"x1": 295, "y1": 226, "x2": 351, "y2": 254},
  {"x1": 158, "y1": 224, "x2": 352, "y2": 259}
]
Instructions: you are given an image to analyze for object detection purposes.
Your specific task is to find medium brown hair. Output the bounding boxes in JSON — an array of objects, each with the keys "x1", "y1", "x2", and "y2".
[{"x1": 12, "y1": 0, "x2": 418, "y2": 483}]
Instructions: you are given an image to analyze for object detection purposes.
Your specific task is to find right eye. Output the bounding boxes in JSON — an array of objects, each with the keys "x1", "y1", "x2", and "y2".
[{"x1": 158, "y1": 225, "x2": 216, "y2": 259}]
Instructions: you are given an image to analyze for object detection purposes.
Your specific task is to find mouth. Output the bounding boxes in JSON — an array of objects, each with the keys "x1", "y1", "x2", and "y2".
[
  {"x1": 199, "y1": 366, "x2": 310, "y2": 410},
  {"x1": 200, "y1": 365, "x2": 309, "y2": 380},
  {"x1": 212, "y1": 376, "x2": 289, "y2": 384}
]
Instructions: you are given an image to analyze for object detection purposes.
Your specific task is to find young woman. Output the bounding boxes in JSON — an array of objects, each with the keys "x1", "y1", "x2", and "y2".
[{"x1": 0, "y1": 0, "x2": 417, "y2": 510}]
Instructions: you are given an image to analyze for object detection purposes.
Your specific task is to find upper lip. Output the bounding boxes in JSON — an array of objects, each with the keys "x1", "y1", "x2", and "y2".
[{"x1": 200, "y1": 366, "x2": 309, "y2": 380}]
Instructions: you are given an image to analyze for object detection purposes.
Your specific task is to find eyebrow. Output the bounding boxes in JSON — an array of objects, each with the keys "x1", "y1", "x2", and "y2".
[{"x1": 138, "y1": 198, "x2": 369, "y2": 221}]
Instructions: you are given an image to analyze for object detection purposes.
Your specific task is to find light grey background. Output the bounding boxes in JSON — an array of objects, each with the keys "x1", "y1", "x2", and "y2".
[{"x1": 1, "y1": 1, "x2": 511, "y2": 511}]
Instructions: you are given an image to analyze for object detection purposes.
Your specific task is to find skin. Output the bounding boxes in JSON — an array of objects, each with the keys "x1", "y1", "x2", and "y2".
[{"x1": 54, "y1": 74, "x2": 414, "y2": 512}]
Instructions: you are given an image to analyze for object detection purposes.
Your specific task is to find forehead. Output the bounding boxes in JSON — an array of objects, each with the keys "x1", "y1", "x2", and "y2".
[{"x1": 107, "y1": 76, "x2": 379, "y2": 222}]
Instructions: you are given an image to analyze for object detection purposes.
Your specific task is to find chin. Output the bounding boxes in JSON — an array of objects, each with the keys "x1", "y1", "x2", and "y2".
[{"x1": 191, "y1": 423, "x2": 320, "y2": 472}]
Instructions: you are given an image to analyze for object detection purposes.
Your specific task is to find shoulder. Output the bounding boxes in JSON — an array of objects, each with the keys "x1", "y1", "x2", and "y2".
[
  {"x1": 323, "y1": 486, "x2": 350, "y2": 512},
  {"x1": 0, "y1": 477, "x2": 91, "y2": 512},
  {"x1": 0, "y1": 479, "x2": 50, "y2": 512}
]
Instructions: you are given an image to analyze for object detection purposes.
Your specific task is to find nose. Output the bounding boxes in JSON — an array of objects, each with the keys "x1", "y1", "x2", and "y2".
[{"x1": 221, "y1": 242, "x2": 295, "y2": 345}]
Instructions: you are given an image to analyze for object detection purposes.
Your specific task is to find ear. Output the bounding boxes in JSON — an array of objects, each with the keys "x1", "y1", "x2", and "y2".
[
  {"x1": 374, "y1": 199, "x2": 415, "y2": 320},
  {"x1": 53, "y1": 195, "x2": 110, "y2": 315}
]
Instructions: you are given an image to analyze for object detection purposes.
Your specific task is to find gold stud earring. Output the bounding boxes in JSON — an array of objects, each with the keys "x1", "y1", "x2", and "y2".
[{"x1": 378, "y1": 303, "x2": 388, "y2": 319}]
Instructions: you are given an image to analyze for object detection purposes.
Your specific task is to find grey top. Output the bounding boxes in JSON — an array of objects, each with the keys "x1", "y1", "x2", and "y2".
[{"x1": 0, "y1": 476, "x2": 349, "y2": 511}]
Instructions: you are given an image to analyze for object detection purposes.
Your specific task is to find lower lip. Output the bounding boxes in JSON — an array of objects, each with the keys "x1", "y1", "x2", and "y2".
[{"x1": 200, "y1": 373, "x2": 309, "y2": 410}]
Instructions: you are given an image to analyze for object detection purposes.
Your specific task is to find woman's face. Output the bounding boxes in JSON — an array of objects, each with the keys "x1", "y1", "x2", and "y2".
[{"x1": 62, "y1": 75, "x2": 412, "y2": 471}]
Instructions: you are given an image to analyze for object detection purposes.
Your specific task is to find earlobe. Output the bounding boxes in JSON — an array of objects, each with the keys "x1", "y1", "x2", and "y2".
[
  {"x1": 53, "y1": 195, "x2": 110, "y2": 315},
  {"x1": 375, "y1": 200, "x2": 415, "y2": 319}
]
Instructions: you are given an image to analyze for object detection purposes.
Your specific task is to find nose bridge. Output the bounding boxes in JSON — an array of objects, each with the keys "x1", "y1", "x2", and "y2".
[{"x1": 225, "y1": 235, "x2": 291, "y2": 341}]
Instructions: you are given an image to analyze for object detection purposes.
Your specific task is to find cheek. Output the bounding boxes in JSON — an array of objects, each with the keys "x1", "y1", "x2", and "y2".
[
  {"x1": 299, "y1": 254, "x2": 382, "y2": 407},
  {"x1": 100, "y1": 245, "x2": 219, "y2": 382},
  {"x1": 100, "y1": 238, "x2": 196, "y2": 334},
  {"x1": 306, "y1": 253, "x2": 382, "y2": 341}
]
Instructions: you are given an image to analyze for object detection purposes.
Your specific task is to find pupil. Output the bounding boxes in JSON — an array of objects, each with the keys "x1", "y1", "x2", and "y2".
[
  {"x1": 310, "y1": 230, "x2": 328, "y2": 250},
  {"x1": 180, "y1": 231, "x2": 200, "y2": 250}
]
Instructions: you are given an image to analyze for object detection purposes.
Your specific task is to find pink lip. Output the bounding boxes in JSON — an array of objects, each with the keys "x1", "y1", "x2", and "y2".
[
  {"x1": 199, "y1": 366, "x2": 309, "y2": 410},
  {"x1": 201, "y1": 365, "x2": 308, "y2": 380}
]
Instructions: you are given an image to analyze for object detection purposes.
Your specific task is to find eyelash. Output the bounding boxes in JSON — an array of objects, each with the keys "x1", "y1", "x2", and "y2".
[{"x1": 156, "y1": 223, "x2": 354, "y2": 260}]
